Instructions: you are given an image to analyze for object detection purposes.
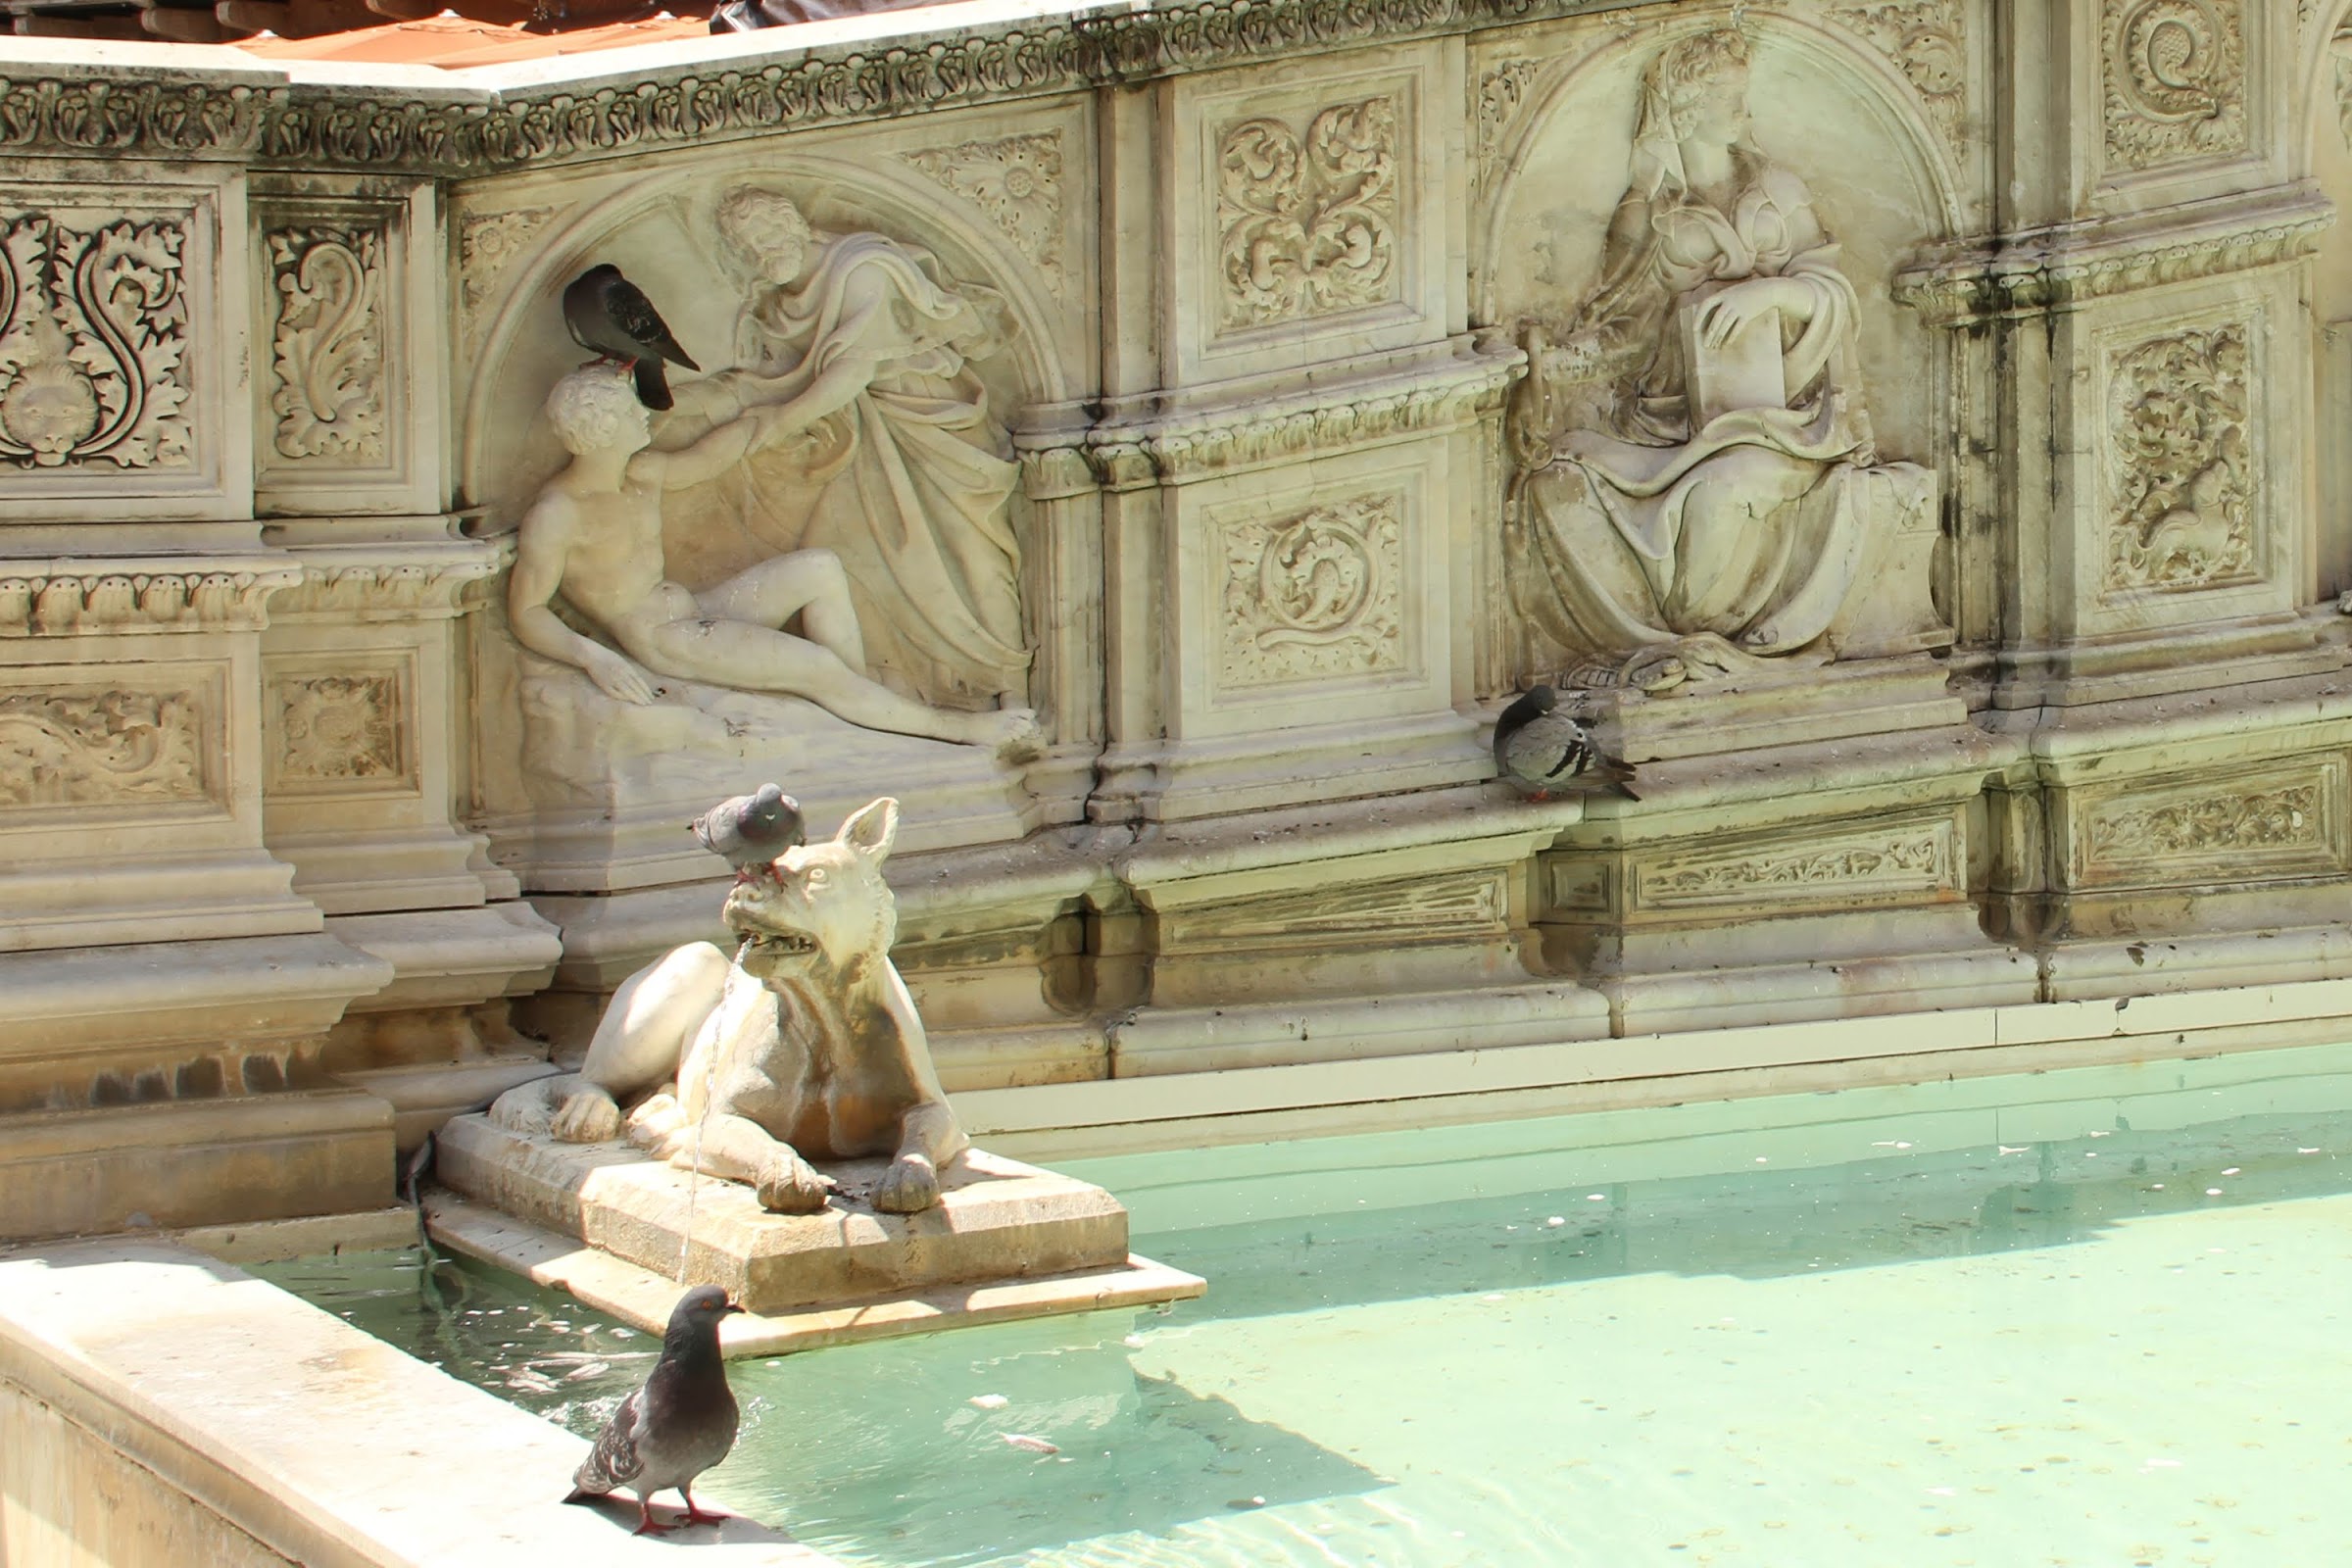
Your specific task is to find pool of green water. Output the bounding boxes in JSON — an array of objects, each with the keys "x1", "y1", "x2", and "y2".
[{"x1": 258, "y1": 1043, "x2": 2352, "y2": 1566}]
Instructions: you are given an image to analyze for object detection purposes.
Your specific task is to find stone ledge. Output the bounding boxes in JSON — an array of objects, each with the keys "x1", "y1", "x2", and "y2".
[{"x1": 426, "y1": 1193, "x2": 1203, "y2": 1358}]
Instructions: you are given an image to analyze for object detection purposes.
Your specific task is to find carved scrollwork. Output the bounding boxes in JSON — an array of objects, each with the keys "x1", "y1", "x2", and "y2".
[
  {"x1": 268, "y1": 226, "x2": 386, "y2": 464},
  {"x1": 1474, "y1": 59, "x2": 1543, "y2": 189},
  {"x1": 0, "y1": 213, "x2": 192, "y2": 470},
  {"x1": 1642, "y1": 830, "x2": 1951, "y2": 908},
  {"x1": 2102, "y1": 0, "x2": 2247, "y2": 171},
  {"x1": 0, "y1": 687, "x2": 207, "y2": 809},
  {"x1": 1219, "y1": 495, "x2": 1404, "y2": 688},
  {"x1": 1215, "y1": 95, "x2": 1398, "y2": 331},
  {"x1": 898, "y1": 131, "x2": 1064, "y2": 273},
  {"x1": 2105, "y1": 320, "x2": 2257, "y2": 595},
  {"x1": 1835, "y1": 1, "x2": 1967, "y2": 154}
]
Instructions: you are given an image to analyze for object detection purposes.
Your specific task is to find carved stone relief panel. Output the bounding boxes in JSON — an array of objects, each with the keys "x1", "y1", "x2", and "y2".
[
  {"x1": 0, "y1": 210, "x2": 194, "y2": 474},
  {"x1": 457, "y1": 203, "x2": 558, "y2": 352},
  {"x1": 264, "y1": 224, "x2": 386, "y2": 467},
  {"x1": 2101, "y1": 0, "x2": 2249, "y2": 173},
  {"x1": 1541, "y1": 808, "x2": 1965, "y2": 922},
  {"x1": 1216, "y1": 493, "x2": 1406, "y2": 693},
  {"x1": 1155, "y1": 867, "x2": 1510, "y2": 954},
  {"x1": 0, "y1": 672, "x2": 221, "y2": 818},
  {"x1": 1172, "y1": 48, "x2": 1446, "y2": 384},
  {"x1": 2102, "y1": 316, "x2": 2259, "y2": 597},
  {"x1": 264, "y1": 659, "x2": 415, "y2": 798},
  {"x1": 1834, "y1": 0, "x2": 1968, "y2": 157},
  {"x1": 2065, "y1": 758, "x2": 2347, "y2": 889}
]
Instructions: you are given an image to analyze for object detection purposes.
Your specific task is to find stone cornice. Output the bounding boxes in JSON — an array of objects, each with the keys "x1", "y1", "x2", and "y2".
[
  {"x1": 271, "y1": 540, "x2": 507, "y2": 619},
  {"x1": 1, "y1": 0, "x2": 1627, "y2": 176},
  {"x1": 1019, "y1": 336, "x2": 1525, "y2": 494},
  {"x1": 1895, "y1": 184, "x2": 2334, "y2": 324},
  {"x1": 0, "y1": 556, "x2": 300, "y2": 637}
]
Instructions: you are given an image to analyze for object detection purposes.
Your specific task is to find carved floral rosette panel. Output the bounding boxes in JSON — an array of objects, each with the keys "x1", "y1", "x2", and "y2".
[
  {"x1": 0, "y1": 674, "x2": 219, "y2": 819},
  {"x1": 264, "y1": 660, "x2": 415, "y2": 798},
  {"x1": 1214, "y1": 94, "x2": 1399, "y2": 333},
  {"x1": 2067, "y1": 759, "x2": 2347, "y2": 890},
  {"x1": 2101, "y1": 0, "x2": 2248, "y2": 172},
  {"x1": 2102, "y1": 318, "x2": 2259, "y2": 597},
  {"x1": 1216, "y1": 494, "x2": 1406, "y2": 694},
  {"x1": 897, "y1": 131, "x2": 1064, "y2": 280},
  {"x1": 457, "y1": 205, "x2": 558, "y2": 349},
  {"x1": 1834, "y1": 0, "x2": 1969, "y2": 156},
  {"x1": 0, "y1": 209, "x2": 194, "y2": 473},
  {"x1": 264, "y1": 223, "x2": 387, "y2": 468}
]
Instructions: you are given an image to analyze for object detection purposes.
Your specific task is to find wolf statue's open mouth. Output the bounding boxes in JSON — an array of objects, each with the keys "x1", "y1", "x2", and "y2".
[{"x1": 739, "y1": 929, "x2": 817, "y2": 959}]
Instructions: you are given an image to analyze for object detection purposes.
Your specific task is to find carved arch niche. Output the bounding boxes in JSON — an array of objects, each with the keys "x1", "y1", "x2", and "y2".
[{"x1": 1474, "y1": 14, "x2": 1964, "y2": 479}]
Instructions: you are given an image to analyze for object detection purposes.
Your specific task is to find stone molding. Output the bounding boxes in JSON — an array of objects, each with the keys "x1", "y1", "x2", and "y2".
[
  {"x1": 1893, "y1": 186, "x2": 2330, "y2": 323},
  {"x1": 0, "y1": 560, "x2": 298, "y2": 637},
  {"x1": 270, "y1": 550, "x2": 502, "y2": 619},
  {"x1": 1, "y1": 0, "x2": 1634, "y2": 177},
  {"x1": 1018, "y1": 336, "x2": 1522, "y2": 494}
]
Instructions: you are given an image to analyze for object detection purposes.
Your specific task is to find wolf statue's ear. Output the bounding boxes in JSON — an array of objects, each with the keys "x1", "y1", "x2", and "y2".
[{"x1": 838, "y1": 796, "x2": 901, "y2": 861}]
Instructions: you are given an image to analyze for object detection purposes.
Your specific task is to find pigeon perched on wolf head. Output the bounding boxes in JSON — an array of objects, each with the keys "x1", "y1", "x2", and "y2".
[
  {"x1": 1493, "y1": 684, "x2": 1635, "y2": 801},
  {"x1": 562, "y1": 264, "x2": 700, "y2": 412},
  {"x1": 564, "y1": 1285, "x2": 742, "y2": 1536},
  {"x1": 690, "y1": 784, "x2": 805, "y2": 881}
]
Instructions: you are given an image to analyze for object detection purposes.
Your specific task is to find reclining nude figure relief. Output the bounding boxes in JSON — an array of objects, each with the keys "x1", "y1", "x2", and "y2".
[
  {"x1": 491, "y1": 797, "x2": 969, "y2": 1215},
  {"x1": 510, "y1": 363, "x2": 1040, "y2": 755}
]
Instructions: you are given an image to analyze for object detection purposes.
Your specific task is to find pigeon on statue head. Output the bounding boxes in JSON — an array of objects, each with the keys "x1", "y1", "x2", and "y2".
[
  {"x1": 690, "y1": 783, "x2": 806, "y2": 882},
  {"x1": 562, "y1": 264, "x2": 699, "y2": 412},
  {"x1": 564, "y1": 1284, "x2": 742, "y2": 1536}
]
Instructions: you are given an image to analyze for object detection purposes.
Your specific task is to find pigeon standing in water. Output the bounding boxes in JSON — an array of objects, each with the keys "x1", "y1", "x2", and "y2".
[
  {"x1": 1493, "y1": 685, "x2": 1633, "y2": 800},
  {"x1": 562, "y1": 264, "x2": 700, "y2": 412},
  {"x1": 564, "y1": 1285, "x2": 742, "y2": 1536},
  {"x1": 690, "y1": 783, "x2": 805, "y2": 881}
]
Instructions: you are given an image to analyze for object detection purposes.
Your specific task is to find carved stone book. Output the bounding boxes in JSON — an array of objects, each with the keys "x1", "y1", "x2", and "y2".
[{"x1": 1681, "y1": 299, "x2": 1786, "y2": 426}]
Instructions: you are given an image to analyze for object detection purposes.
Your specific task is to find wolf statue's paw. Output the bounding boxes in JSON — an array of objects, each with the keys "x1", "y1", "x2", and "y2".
[
  {"x1": 755, "y1": 1155, "x2": 836, "y2": 1214},
  {"x1": 550, "y1": 1086, "x2": 623, "y2": 1145},
  {"x1": 871, "y1": 1153, "x2": 941, "y2": 1214}
]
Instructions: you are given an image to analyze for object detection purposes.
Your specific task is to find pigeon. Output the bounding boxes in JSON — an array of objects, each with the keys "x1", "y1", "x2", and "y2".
[
  {"x1": 562, "y1": 264, "x2": 699, "y2": 412},
  {"x1": 1493, "y1": 684, "x2": 1634, "y2": 801},
  {"x1": 690, "y1": 783, "x2": 805, "y2": 881},
  {"x1": 564, "y1": 1285, "x2": 742, "y2": 1536}
]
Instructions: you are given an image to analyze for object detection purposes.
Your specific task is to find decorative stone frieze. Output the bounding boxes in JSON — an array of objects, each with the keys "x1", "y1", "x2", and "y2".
[
  {"x1": 2103, "y1": 318, "x2": 2257, "y2": 597},
  {"x1": 1544, "y1": 809, "x2": 1966, "y2": 921},
  {"x1": 1214, "y1": 94, "x2": 1398, "y2": 331},
  {"x1": 897, "y1": 131, "x2": 1064, "y2": 273},
  {"x1": 265, "y1": 224, "x2": 386, "y2": 465},
  {"x1": 0, "y1": 565, "x2": 297, "y2": 637},
  {"x1": 2066, "y1": 760, "x2": 2347, "y2": 889},
  {"x1": 0, "y1": 211, "x2": 194, "y2": 472},
  {"x1": 2101, "y1": 0, "x2": 2248, "y2": 172},
  {"x1": 270, "y1": 553, "x2": 502, "y2": 619},
  {"x1": 1217, "y1": 494, "x2": 1404, "y2": 691}
]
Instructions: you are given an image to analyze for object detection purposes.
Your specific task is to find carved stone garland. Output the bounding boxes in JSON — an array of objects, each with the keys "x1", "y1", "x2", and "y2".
[
  {"x1": 268, "y1": 225, "x2": 386, "y2": 464},
  {"x1": 898, "y1": 131, "x2": 1064, "y2": 272},
  {"x1": 1219, "y1": 495, "x2": 1404, "y2": 688},
  {"x1": 0, "y1": 213, "x2": 192, "y2": 470},
  {"x1": 1215, "y1": 95, "x2": 1398, "y2": 331},
  {"x1": 2101, "y1": 0, "x2": 2247, "y2": 172},
  {"x1": 2105, "y1": 320, "x2": 2256, "y2": 595}
]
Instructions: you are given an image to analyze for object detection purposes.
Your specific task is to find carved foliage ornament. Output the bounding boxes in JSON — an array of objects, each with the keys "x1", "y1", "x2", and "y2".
[
  {"x1": 0, "y1": 214, "x2": 192, "y2": 470},
  {"x1": 1639, "y1": 828, "x2": 1952, "y2": 910},
  {"x1": 1835, "y1": 1, "x2": 1967, "y2": 153},
  {"x1": 459, "y1": 206, "x2": 558, "y2": 344},
  {"x1": 2105, "y1": 320, "x2": 2257, "y2": 595},
  {"x1": 1474, "y1": 59, "x2": 1543, "y2": 188},
  {"x1": 0, "y1": 569, "x2": 293, "y2": 636},
  {"x1": 1216, "y1": 95, "x2": 1398, "y2": 331},
  {"x1": 898, "y1": 131, "x2": 1064, "y2": 272},
  {"x1": 2081, "y1": 781, "x2": 2330, "y2": 880},
  {"x1": 0, "y1": 688, "x2": 207, "y2": 810},
  {"x1": 268, "y1": 226, "x2": 386, "y2": 464},
  {"x1": 2102, "y1": 0, "x2": 2248, "y2": 171},
  {"x1": 271, "y1": 672, "x2": 406, "y2": 791},
  {"x1": 1220, "y1": 495, "x2": 1404, "y2": 689}
]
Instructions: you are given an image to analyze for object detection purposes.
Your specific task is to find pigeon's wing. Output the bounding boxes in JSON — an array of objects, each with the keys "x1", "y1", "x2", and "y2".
[
  {"x1": 571, "y1": 1389, "x2": 649, "y2": 1494},
  {"x1": 605, "y1": 280, "x2": 700, "y2": 371},
  {"x1": 1534, "y1": 714, "x2": 1595, "y2": 779}
]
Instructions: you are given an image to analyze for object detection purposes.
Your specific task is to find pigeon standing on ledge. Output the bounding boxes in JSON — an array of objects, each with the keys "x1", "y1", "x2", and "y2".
[
  {"x1": 1493, "y1": 684, "x2": 1634, "y2": 801},
  {"x1": 691, "y1": 784, "x2": 806, "y2": 881},
  {"x1": 562, "y1": 264, "x2": 700, "y2": 412},
  {"x1": 564, "y1": 1285, "x2": 743, "y2": 1536}
]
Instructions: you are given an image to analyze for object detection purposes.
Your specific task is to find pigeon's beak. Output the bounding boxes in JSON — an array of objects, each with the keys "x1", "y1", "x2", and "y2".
[{"x1": 722, "y1": 1299, "x2": 744, "y2": 1315}]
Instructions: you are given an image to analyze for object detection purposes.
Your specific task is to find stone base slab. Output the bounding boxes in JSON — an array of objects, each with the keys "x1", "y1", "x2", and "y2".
[
  {"x1": 425, "y1": 1192, "x2": 1203, "y2": 1357},
  {"x1": 434, "y1": 1113, "x2": 1138, "y2": 1315}
]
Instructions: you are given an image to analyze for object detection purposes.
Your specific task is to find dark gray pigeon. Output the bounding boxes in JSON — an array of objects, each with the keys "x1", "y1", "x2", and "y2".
[
  {"x1": 1493, "y1": 685, "x2": 1633, "y2": 800},
  {"x1": 690, "y1": 783, "x2": 805, "y2": 881},
  {"x1": 562, "y1": 264, "x2": 699, "y2": 412},
  {"x1": 564, "y1": 1285, "x2": 742, "y2": 1536}
]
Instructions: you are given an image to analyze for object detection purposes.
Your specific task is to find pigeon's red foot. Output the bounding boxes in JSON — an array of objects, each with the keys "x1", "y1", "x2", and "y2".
[
  {"x1": 681, "y1": 1504, "x2": 729, "y2": 1527},
  {"x1": 634, "y1": 1503, "x2": 677, "y2": 1537}
]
